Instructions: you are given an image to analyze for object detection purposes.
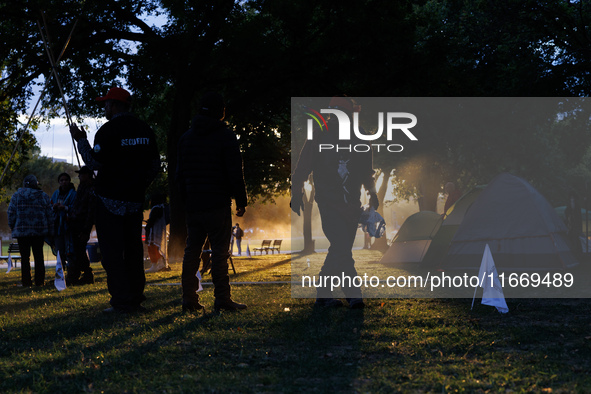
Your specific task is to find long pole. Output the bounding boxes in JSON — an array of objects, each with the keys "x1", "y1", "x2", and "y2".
[{"x1": 37, "y1": 14, "x2": 81, "y2": 167}]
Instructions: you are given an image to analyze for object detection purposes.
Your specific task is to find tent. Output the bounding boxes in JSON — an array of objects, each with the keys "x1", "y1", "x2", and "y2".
[
  {"x1": 379, "y1": 186, "x2": 485, "y2": 266},
  {"x1": 379, "y1": 211, "x2": 441, "y2": 265},
  {"x1": 421, "y1": 186, "x2": 485, "y2": 267},
  {"x1": 442, "y1": 173, "x2": 579, "y2": 271}
]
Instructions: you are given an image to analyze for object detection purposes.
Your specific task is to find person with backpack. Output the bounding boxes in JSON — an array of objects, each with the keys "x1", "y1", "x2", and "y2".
[{"x1": 233, "y1": 223, "x2": 244, "y2": 256}]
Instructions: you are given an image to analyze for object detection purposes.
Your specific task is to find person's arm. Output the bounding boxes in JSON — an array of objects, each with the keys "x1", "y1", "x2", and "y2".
[{"x1": 70, "y1": 125, "x2": 104, "y2": 170}]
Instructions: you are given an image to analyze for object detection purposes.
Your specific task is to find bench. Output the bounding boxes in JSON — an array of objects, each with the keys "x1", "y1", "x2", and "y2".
[
  {"x1": 270, "y1": 239, "x2": 282, "y2": 254},
  {"x1": 253, "y1": 240, "x2": 272, "y2": 255},
  {"x1": 1, "y1": 242, "x2": 21, "y2": 269}
]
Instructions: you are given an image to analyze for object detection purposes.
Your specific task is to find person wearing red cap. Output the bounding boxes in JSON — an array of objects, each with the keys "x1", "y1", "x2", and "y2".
[
  {"x1": 70, "y1": 87, "x2": 160, "y2": 314},
  {"x1": 292, "y1": 96, "x2": 378, "y2": 309}
]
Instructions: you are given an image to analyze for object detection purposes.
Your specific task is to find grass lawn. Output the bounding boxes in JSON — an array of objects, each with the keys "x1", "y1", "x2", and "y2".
[{"x1": 1, "y1": 251, "x2": 591, "y2": 392}]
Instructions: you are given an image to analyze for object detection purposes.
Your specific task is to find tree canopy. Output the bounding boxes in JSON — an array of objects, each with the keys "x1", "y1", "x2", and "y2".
[{"x1": 3, "y1": 0, "x2": 591, "y2": 254}]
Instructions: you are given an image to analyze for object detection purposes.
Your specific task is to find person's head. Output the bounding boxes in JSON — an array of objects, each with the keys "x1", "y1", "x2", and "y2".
[
  {"x1": 96, "y1": 87, "x2": 132, "y2": 120},
  {"x1": 58, "y1": 173, "x2": 72, "y2": 190},
  {"x1": 23, "y1": 174, "x2": 40, "y2": 189},
  {"x1": 235, "y1": 223, "x2": 240, "y2": 227},
  {"x1": 444, "y1": 182, "x2": 455, "y2": 194},
  {"x1": 199, "y1": 92, "x2": 225, "y2": 120},
  {"x1": 75, "y1": 166, "x2": 94, "y2": 183}
]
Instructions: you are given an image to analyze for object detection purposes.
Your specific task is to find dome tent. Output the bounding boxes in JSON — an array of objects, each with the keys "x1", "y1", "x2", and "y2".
[{"x1": 442, "y1": 173, "x2": 579, "y2": 271}]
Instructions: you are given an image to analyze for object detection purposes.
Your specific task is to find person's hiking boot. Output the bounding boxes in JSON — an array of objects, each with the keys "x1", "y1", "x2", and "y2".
[
  {"x1": 214, "y1": 299, "x2": 247, "y2": 312},
  {"x1": 65, "y1": 274, "x2": 80, "y2": 286},
  {"x1": 79, "y1": 271, "x2": 95, "y2": 285},
  {"x1": 182, "y1": 302, "x2": 206, "y2": 313},
  {"x1": 314, "y1": 298, "x2": 344, "y2": 308},
  {"x1": 346, "y1": 298, "x2": 365, "y2": 309}
]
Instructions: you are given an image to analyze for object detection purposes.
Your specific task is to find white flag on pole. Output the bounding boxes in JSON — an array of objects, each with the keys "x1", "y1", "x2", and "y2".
[
  {"x1": 55, "y1": 251, "x2": 66, "y2": 292},
  {"x1": 472, "y1": 244, "x2": 509, "y2": 314}
]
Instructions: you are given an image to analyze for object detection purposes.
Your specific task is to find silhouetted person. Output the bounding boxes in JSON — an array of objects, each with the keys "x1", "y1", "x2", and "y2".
[
  {"x1": 233, "y1": 223, "x2": 244, "y2": 256},
  {"x1": 8, "y1": 175, "x2": 54, "y2": 287},
  {"x1": 70, "y1": 87, "x2": 160, "y2": 313},
  {"x1": 68, "y1": 166, "x2": 96, "y2": 285},
  {"x1": 177, "y1": 92, "x2": 248, "y2": 313},
  {"x1": 51, "y1": 172, "x2": 76, "y2": 270},
  {"x1": 292, "y1": 96, "x2": 378, "y2": 309}
]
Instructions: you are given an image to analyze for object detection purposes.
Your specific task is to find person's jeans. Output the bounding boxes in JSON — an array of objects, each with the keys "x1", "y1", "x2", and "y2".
[
  {"x1": 316, "y1": 202, "x2": 362, "y2": 299},
  {"x1": 17, "y1": 236, "x2": 45, "y2": 286},
  {"x1": 182, "y1": 207, "x2": 232, "y2": 305},
  {"x1": 95, "y1": 200, "x2": 145, "y2": 310}
]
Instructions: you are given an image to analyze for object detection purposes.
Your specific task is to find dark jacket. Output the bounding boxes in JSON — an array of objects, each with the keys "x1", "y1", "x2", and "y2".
[
  {"x1": 176, "y1": 115, "x2": 248, "y2": 211},
  {"x1": 71, "y1": 180, "x2": 96, "y2": 236},
  {"x1": 89, "y1": 113, "x2": 160, "y2": 203},
  {"x1": 292, "y1": 117, "x2": 375, "y2": 208}
]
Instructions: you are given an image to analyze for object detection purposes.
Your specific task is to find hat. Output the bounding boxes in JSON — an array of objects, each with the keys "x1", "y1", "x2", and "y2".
[
  {"x1": 96, "y1": 87, "x2": 131, "y2": 104},
  {"x1": 23, "y1": 174, "x2": 39, "y2": 189},
  {"x1": 75, "y1": 166, "x2": 94, "y2": 176}
]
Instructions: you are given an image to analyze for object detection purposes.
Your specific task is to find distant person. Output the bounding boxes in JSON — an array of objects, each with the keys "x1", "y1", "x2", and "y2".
[
  {"x1": 7, "y1": 175, "x2": 54, "y2": 287},
  {"x1": 69, "y1": 87, "x2": 160, "y2": 314},
  {"x1": 292, "y1": 96, "x2": 378, "y2": 309},
  {"x1": 145, "y1": 193, "x2": 171, "y2": 273},
  {"x1": 176, "y1": 92, "x2": 248, "y2": 313},
  {"x1": 443, "y1": 182, "x2": 462, "y2": 216},
  {"x1": 51, "y1": 172, "x2": 76, "y2": 270},
  {"x1": 67, "y1": 166, "x2": 96, "y2": 285},
  {"x1": 233, "y1": 223, "x2": 244, "y2": 256}
]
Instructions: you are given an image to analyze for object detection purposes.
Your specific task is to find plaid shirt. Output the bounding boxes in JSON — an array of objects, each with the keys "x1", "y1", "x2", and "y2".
[{"x1": 7, "y1": 187, "x2": 54, "y2": 238}]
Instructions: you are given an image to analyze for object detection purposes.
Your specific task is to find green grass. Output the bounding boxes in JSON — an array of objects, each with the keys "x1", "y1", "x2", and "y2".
[{"x1": 1, "y1": 253, "x2": 591, "y2": 393}]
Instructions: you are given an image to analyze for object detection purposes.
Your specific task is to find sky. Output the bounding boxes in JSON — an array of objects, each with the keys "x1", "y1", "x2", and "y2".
[{"x1": 31, "y1": 115, "x2": 104, "y2": 164}]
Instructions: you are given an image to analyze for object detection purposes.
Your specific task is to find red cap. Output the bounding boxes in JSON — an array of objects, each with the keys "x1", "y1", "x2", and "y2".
[{"x1": 96, "y1": 87, "x2": 131, "y2": 104}]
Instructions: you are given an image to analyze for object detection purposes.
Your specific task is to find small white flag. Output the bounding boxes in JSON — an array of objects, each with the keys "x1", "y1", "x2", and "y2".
[
  {"x1": 246, "y1": 242, "x2": 251, "y2": 258},
  {"x1": 195, "y1": 270, "x2": 203, "y2": 292},
  {"x1": 472, "y1": 244, "x2": 508, "y2": 314},
  {"x1": 6, "y1": 256, "x2": 12, "y2": 274},
  {"x1": 55, "y1": 251, "x2": 66, "y2": 292}
]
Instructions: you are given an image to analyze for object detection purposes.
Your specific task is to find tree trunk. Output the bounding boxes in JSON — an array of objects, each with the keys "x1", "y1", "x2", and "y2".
[
  {"x1": 371, "y1": 169, "x2": 390, "y2": 252},
  {"x1": 417, "y1": 170, "x2": 440, "y2": 213},
  {"x1": 301, "y1": 174, "x2": 316, "y2": 255}
]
